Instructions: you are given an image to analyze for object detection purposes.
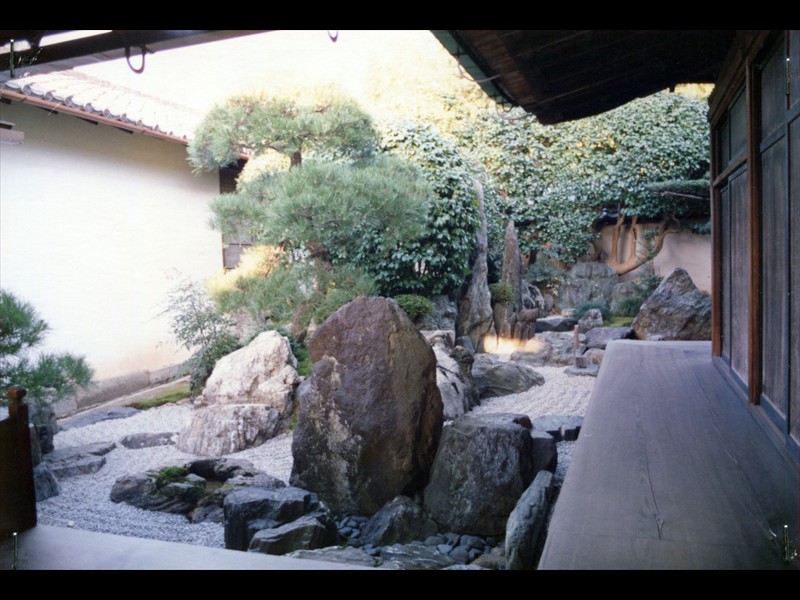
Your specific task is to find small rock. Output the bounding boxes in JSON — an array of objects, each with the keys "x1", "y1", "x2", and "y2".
[
  {"x1": 59, "y1": 407, "x2": 139, "y2": 430},
  {"x1": 449, "y1": 545, "x2": 470, "y2": 564},
  {"x1": 564, "y1": 364, "x2": 600, "y2": 377},
  {"x1": 119, "y1": 432, "x2": 176, "y2": 449}
]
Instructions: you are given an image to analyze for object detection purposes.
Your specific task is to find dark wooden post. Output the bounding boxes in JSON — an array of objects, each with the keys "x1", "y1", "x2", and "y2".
[{"x1": 0, "y1": 386, "x2": 37, "y2": 540}]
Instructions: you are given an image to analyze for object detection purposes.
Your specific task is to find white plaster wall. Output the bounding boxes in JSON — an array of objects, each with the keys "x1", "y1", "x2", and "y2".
[
  {"x1": 595, "y1": 223, "x2": 711, "y2": 293},
  {"x1": 0, "y1": 102, "x2": 223, "y2": 380}
]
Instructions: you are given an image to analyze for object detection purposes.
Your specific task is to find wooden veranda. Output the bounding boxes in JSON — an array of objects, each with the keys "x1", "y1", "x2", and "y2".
[{"x1": 538, "y1": 340, "x2": 799, "y2": 569}]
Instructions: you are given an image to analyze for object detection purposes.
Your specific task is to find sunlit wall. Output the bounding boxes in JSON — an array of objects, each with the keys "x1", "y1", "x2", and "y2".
[{"x1": 0, "y1": 102, "x2": 223, "y2": 380}]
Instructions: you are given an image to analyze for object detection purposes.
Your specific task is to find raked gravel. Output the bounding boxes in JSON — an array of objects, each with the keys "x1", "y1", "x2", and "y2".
[{"x1": 37, "y1": 364, "x2": 594, "y2": 548}]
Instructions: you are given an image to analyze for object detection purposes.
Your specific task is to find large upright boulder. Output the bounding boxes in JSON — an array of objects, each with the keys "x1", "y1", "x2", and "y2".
[
  {"x1": 456, "y1": 180, "x2": 496, "y2": 352},
  {"x1": 423, "y1": 413, "x2": 550, "y2": 536},
  {"x1": 632, "y1": 268, "x2": 711, "y2": 341},
  {"x1": 556, "y1": 261, "x2": 618, "y2": 310},
  {"x1": 290, "y1": 297, "x2": 443, "y2": 516},
  {"x1": 176, "y1": 331, "x2": 299, "y2": 456}
]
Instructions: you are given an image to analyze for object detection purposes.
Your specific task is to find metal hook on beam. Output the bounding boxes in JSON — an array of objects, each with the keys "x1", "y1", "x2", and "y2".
[{"x1": 125, "y1": 45, "x2": 150, "y2": 74}]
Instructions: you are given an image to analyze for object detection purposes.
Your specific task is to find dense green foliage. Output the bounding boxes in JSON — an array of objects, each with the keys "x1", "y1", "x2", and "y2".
[
  {"x1": 378, "y1": 121, "x2": 480, "y2": 295},
  {"x1": 188, "y1": 87, "x2": 377, "y2": 170},
  {"x1": 393, "y1": 294, "x2": 434, "y2": 322},
  {"x1": 0, "y1": 289, "x2": 93, "y2": 406},
  {"x1": 489, "y1": 282, "x2": 515, "y2": 305},
  {"x1": 458, "y1": 92, "x2": 710, "y2": 266},
  {"x1": 162, "y1": 279, "x2": 241, "y2": 396},
  {"x1": 190, "y1": 88, "x2": 437, "y2": 334}
]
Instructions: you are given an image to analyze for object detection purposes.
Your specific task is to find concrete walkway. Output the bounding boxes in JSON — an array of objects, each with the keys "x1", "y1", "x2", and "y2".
[{"x1": 1, "y1": 525, "x2": 373, "y2": 570}]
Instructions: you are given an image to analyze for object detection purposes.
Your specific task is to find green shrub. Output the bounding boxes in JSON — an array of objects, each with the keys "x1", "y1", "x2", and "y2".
[
  {"x1": 615, "y1": 297, "x2": 643, "y2": 318},
  {"x1": 162, "y1": 279, "x2": 241, "y2": 397},
  {"x1": 155, "y1": 466, "x2": 188, "y2": 488},
  {"x1": 0, "y1": 289, "x2": 93, "y2": 408},
  {"x1": 573, "y1": 301, "x2": 610, "y2": 321},
  {"x1": 489, "y1": 282, "x2": 515, "y2": 305},
  {"x1": 394, "y1": 294, "x2": 434, "y2": 322}
]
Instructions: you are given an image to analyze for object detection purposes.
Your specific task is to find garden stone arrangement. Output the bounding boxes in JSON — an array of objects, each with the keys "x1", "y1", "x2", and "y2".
[{"x1": 32, "y1": 266, "x2": 711, "y2": 568}]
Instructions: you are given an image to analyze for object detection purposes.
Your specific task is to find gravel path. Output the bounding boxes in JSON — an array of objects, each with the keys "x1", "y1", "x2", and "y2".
[{"x1": 37, "y1": 364, "x2": 594, "y2": 548}]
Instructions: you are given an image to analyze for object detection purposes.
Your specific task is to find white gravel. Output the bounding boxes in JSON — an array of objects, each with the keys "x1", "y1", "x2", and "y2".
[{"x1": 37, "y1": 364, "x2": 594, "y2": 547}]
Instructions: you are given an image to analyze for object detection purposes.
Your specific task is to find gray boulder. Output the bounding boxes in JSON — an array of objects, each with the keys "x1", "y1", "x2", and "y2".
[
  {"x1": 361, "y1": 495, "x2": 438, "y2": 547},
  {"x1": 557, "y1": 261, "x2": 619, "y2": 309},
  {"x1": 505, "y1": 470, "x2": 554, "y2": 570},
  {"x1": 530, "y1": 429, "x2": 558, "y2": 474},
  {"x1": 45, "y1": 441, "x2": 115, "y2": 478},
  {"x1": 423, "y1": 413, "x2": 543, "y2": 536},
  {"x1": 456, "y1": 180, "x2": 496, "y2": 352},
  {"x1": 511, "y1": 331, "x2": 586, "y2": 367},
  {"x1": 248, "y1": 514, "x2": 338, "y2": 556},
  {"x1": 423, "y1": 330, "x2": 479, "y2": 420},
  {"x1": 535, "y1": 315, "x2": 577, "y2": 333},
  {"x1": 632, "y1": 268, "x2": 712, "y2": 341},
  {"x1": 585, "y1": 326, "x2": 634, "y2": 349},
  {"x1": 120, "y1": 432, "x2": 176, "y2": 449},
  {"x1": 33, "y1": 463, "x2": 60, "y2": 502},
  {"x1": 224, "y1": 486, "x2": 323, "y2": 551},
  {"x1": 176, "y1": 330, "x2": 300, "y2": 456},
  {"x1": 472, "y1": 354, "x2": 544, "y2": 399},
  {"x1": 291, "y1": 297, "x2": 443, "y2": 516},
  {"x1": 577, "y1": 308, "x2": 604, "y2": 333}
]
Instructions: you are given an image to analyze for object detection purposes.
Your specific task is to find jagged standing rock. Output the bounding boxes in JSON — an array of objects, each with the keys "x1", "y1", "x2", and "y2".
[
  {"x1": 456, "y1": 180, "x2": 496, "y2": 352},
  {"x1": 505, "y1": 470, "x2": 554, "y2": 570},
  {"x1": 632, "y1": 268, "x2": 712, "y2": 340}
]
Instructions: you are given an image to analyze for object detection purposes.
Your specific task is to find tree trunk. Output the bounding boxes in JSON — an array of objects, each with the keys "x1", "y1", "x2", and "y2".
[{"x1": 606, "y1": 214, "x2": 675, "y2": 276}]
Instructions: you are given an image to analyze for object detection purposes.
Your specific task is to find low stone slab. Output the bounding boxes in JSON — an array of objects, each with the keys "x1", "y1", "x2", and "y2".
[
  {"x1": 120, "y1": 432, "x2": 176, "y2": 449},
  {"x1": 288, "y1": 546, "x2": 382, "y2": 568},
  {"x1": 585, "y1": 326, "x2": 634, "y2": 349},
  {"x1": 380, "y1": 543, "x2": 457, "y2": 570},
  {"x1": 535, "y1": 316, "x2": 577, "y2": 333},
  {"x1": 45, "y1": 441, "x2": 115, "y2": 478},
  {"x1": 505, "y1": 470, "x2": 554, "y2": 570},
  {"x1": 564, "y1": 364, "x2": 600, "y2": 377},
  {"x1": 533, "y1": 415, "x2": 584, "y2": 442},
  {"x1": 59, "y1": 407, "x2": 139, "y2": 431}
]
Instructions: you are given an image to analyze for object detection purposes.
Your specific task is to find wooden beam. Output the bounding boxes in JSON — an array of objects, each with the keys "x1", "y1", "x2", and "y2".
[{"x1": 746, "y1": 48, "x2": 763, "y2": 405}]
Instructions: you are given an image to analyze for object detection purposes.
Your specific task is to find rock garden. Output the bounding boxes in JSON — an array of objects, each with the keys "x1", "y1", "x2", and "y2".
[{"x1": 29, "y1": 261, "x2": 711, "y2": 569}]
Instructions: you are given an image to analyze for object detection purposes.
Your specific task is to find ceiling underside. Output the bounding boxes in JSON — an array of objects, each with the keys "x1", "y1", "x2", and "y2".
[
  {"x1": 2, "y1": 30, "x2": 737, "y2": 125},
  {"x1": 0, "y1": 30, "x2": 265, "y2": 79},
  {"x1": 433, "y1": 30, "x2": 737, "y2": 123}
]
